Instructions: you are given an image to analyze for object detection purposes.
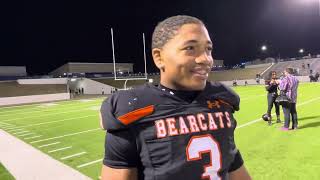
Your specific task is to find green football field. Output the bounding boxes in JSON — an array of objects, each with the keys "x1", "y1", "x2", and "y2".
[
  {"x1": 0, "y1": 163, "x2": 14, "y2": 180},
  {"x1": 0, "y1": 82, "x2": 319, "y2": 180}
]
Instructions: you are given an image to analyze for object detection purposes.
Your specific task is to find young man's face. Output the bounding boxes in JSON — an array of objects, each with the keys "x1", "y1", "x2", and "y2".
[{"x1": 158, "y1": 24, "x2": 213, "y2": 91}]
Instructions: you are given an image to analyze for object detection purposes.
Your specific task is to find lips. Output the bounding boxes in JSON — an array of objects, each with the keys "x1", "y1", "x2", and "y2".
[{"x1": 191, "y1": 68, "x2": 210, "y2": 79}]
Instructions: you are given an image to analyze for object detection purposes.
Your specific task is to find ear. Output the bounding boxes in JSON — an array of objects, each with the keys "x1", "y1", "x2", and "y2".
[{"x1": 152, "y1": 48, "x2": 165, "y2": 72}]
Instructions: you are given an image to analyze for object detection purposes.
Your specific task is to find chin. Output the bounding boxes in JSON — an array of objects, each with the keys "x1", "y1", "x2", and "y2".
[{"x1": 188, "y1": 81, "x2": 206, "y2": 91}]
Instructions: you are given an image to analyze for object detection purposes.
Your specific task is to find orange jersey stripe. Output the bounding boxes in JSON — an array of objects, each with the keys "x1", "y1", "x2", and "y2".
[{"x1": 118, "y1": 105, "x2": 155, "y2": 125}]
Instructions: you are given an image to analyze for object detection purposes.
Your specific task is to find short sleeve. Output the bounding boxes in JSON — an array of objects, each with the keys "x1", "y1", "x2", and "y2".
[
  {"x1": 103, "y1": 129, "x2": 140, "y2": 168},
  {"x1": 228, "y1": 150, "x2": 244, "y2": 172}
]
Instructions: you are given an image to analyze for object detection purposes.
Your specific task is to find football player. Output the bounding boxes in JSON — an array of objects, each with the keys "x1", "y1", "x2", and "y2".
[{"x1": 100, "y1": 15, "x2": 251, "y2": 180}]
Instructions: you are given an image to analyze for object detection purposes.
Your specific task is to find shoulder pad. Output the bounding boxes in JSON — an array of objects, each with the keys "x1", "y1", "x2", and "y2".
[
  {"x1": 100, "y1": 84, "x2": 155, "y2": 131},
  {"x1": 207, "y1": 81, "x2": 240, "y2": 111}
]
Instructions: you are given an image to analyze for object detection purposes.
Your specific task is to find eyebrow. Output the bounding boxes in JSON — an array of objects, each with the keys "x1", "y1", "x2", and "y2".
[{"x1": 182, "y1": 40, "x2": 212, "y2": 46}]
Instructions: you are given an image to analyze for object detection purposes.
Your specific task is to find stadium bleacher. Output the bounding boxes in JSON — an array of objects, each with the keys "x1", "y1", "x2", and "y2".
[
  {"x1": 262, "y1": 58, "x2": 320, "y2": 78},
  {"x1": 0, "y1": 81, "x2": 67, "y2": 97},
  {"x1": 208, "y1": 66, "x2": 268, "y2": 81}
]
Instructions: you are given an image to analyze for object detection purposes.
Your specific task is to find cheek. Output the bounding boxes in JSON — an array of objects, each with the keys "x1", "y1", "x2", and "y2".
[
  {"x1": 169, "y1": 59, "x2": 192, "y2": 75},
  {"x1": 163, "y1": 50, "x2": 194, "y2": 75}
]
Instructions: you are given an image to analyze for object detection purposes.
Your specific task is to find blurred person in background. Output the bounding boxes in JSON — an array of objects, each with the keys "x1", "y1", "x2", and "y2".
[
  {"x1": 264, "y1": 71, "x2": 281, "y2": 126},
  {"x1": 279, "y1": 68, "x2": 299, "y2": 131}
]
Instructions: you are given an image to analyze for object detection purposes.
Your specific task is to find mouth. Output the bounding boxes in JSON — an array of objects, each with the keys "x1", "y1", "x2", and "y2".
[{"x1": 190, "y1": 69, "x2": 209, "y2": 80}]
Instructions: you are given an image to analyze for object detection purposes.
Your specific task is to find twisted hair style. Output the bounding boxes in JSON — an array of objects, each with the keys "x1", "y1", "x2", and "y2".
[{"x1": 151, "y1": 15, "x2": 205, "y2": 50}]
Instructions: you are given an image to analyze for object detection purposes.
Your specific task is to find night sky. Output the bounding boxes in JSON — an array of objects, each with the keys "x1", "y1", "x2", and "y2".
[{"x1": 3, "y1": 0, "x2": 320, "y2": 75}]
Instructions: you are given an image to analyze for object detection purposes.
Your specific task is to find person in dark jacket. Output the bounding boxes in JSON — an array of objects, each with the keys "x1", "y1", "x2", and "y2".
[{"x1": 264, "y1": 71, "x2": 281, "y2": 125}]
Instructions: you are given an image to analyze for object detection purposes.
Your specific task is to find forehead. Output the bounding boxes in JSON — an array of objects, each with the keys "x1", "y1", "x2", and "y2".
[{"x1": 170, "y1": 23, "x2": 212, "y2": 44}]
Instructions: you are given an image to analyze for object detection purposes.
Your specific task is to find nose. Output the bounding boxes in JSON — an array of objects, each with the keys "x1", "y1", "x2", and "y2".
[{"x1": 195, "y1": 52, "x2": 213, "y2": 67}]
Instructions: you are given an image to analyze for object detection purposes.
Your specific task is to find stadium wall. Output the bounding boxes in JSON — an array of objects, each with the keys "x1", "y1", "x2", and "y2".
[
  {"x1": 0, "y1": 93, "x2": 70, "y2": 106},
  {"x1": 220, "y1": 76, "x2": 311, "y2": 86},
  {"x1": 18, "y1": 78, "x2": 67, "y2": 84},
  {"x1": 72, "y1": 78, "x2": 113, "y2": 95},
  {"x1": 245, "y1": 63, "x2": 272, "y2": 69}
]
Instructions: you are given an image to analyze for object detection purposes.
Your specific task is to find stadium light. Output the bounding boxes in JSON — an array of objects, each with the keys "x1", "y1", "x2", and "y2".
[
  {"x1": 261, "y1": 45, "x2": 267, "y2": 51},
  {"x1": 299, "y1": 48, "x2": 304, "y2": 53}
]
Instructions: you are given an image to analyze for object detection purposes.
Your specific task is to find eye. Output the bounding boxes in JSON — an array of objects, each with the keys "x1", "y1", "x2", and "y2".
[
  {"x1": 183, "y1": 46, "x2": 195, "y2": 51},
  {"x1": 207, "y1": 46, "x2": 213, "y2": 51}
]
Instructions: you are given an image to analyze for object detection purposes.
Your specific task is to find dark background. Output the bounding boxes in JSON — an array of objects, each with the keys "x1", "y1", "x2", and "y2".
[{"x1": 2, "y1": 0, "x2": 320, "y2": 75}]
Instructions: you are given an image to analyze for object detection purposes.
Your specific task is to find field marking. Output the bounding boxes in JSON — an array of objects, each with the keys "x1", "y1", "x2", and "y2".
[
  {"x1": 30, "y1": 128, "x2": 100, "y2": 144},
  {"x1": 0, "y1": 121, "x2": 15, "y2": 126},
  {"x1": 24, "y1": 135, "x2": 42, "y2": 140},
  {"x1": 0, "y1": 125, "x2": 15, "y2": 129},
  {"x1": 60, "y1": 152, "x2": 87, "y2": 160},
  {"x1": 88, "y1": 106, "x2": 100, "y2": 111},
  {"x1": 237, "y1": 96, "x2": 320, "y2": 129},
  {"x1": 19, "y1": 132, "x2": 35, "y2": 137},
  {"x1": 13, "y1": 130, "x2": 29, "y2": 135},
  {"x1": 48, "y1": 146, "x2": 72, "y2": 153},
  {"x1": 0, "y1": 124, "x2": 15, "y2": 127},
  {"x1": 16, "y1": 115, "x2": 95, "y2": 129},
  {"x1": 77, "y1": 159, "x2": 103, "y2": 168},
  {"x1": 3, "y1": 108, "x2": 95, "y2": 122},
  {"x1": 0, "y1": 97, "x2": 103, "y2": 115},
  {"x1": 0, "y1": 102, "x2": 98, "y2": 118},
  {"x1": 38, "y1": 142, "x2": 61, "y2": 148},
  {"x1": 79, "y1": 99, "x2": 95, "y2": 102},
  {"x1": 38, "y1": 103, "x2": 58, "y2": 107},
  {"x1": 241, "y1": 94, "x2": 265, "y2": 101},
  {"x1": 9, "y1": 128, "x2": 25, "y2": 132},
  {"x1": 5, "y1": 126, "x2": 23, "y2": 130}
]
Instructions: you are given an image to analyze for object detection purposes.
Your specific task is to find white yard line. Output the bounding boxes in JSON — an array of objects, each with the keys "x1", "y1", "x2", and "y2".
[
  {"x1": 241, "y1": 94, "x2": 265, "y2": 101},
  {"x1": 0, "y1": 125, "x2": 15, "y2": 129},
  {"x1": 77, "y1": 159, "x2": 103, "y2": 169},
  {"x1": 3, "y1": 108, "x2": 93, "y2": 122},
  {"x1": 38, "y1": 142, "x2": 61, "y2": 148},
  {"x1": 0, "y1": 103, "x2": 96, "y2": 117},
  {"x1": 0, "y1": 124, "x2": 15, "y2": 127},
  {"x1": 0, "y1": 122, "x2": 14, "y2": 126},
  {"x1": 48, "y1": 146, "x2": 72, "y2": 153},
  {"x1": 16, "y1": 115, "x2": 95, "y2": 128},
  {"x1": 13, "y1": 130, "x2": 29, "y2": 135},
  {"x1": 0, "y1": 99, "x2": 102, "y2": 116},
  {"x1": 24, "y1": 135, "x2": 42, "y2": 140},
  {"x1": 9, "y1": 128, "x2": 25, "y2": 133},
  {"x1": 30, "y1": 128, "x2": 100, "y2": 144},
  {"x1": 6, "y1": 126, "x2": 20, "y2": 130},
  {"x1": 19, "y1": 132, "x2": 35, "y2": 137},
  {"x1": 0, "y1": 97, "x2": 102, "y2": 112},
  {"x1": 60, "y1": 152, "x2": 87, "y2": 160},
  {"x1": 237, "y1": 96, "x2": 320, "y2": 129},
  {"x1": 5, "y1": 127, "x2": 22, "y2": 130}
]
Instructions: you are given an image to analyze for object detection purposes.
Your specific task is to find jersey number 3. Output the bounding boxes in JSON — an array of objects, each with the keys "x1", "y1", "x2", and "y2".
[{"x1": 186, "y1": 134, "x2": 222, "y2": 180}]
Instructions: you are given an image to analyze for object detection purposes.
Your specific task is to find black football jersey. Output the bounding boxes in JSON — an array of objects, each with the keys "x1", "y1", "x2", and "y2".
[{"x1": 100, "y1": 82, "x2": 243, "y2": 180}]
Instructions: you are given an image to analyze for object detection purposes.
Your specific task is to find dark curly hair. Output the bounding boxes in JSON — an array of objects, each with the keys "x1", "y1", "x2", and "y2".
[{"x1": 151, "y1": 15, "x2": 205, "y2": 49}]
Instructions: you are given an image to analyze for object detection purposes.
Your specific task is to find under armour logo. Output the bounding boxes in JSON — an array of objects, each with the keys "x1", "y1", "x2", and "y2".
[{"x1": 207, "y1": 100, "x2": 221, "y2": 109}]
